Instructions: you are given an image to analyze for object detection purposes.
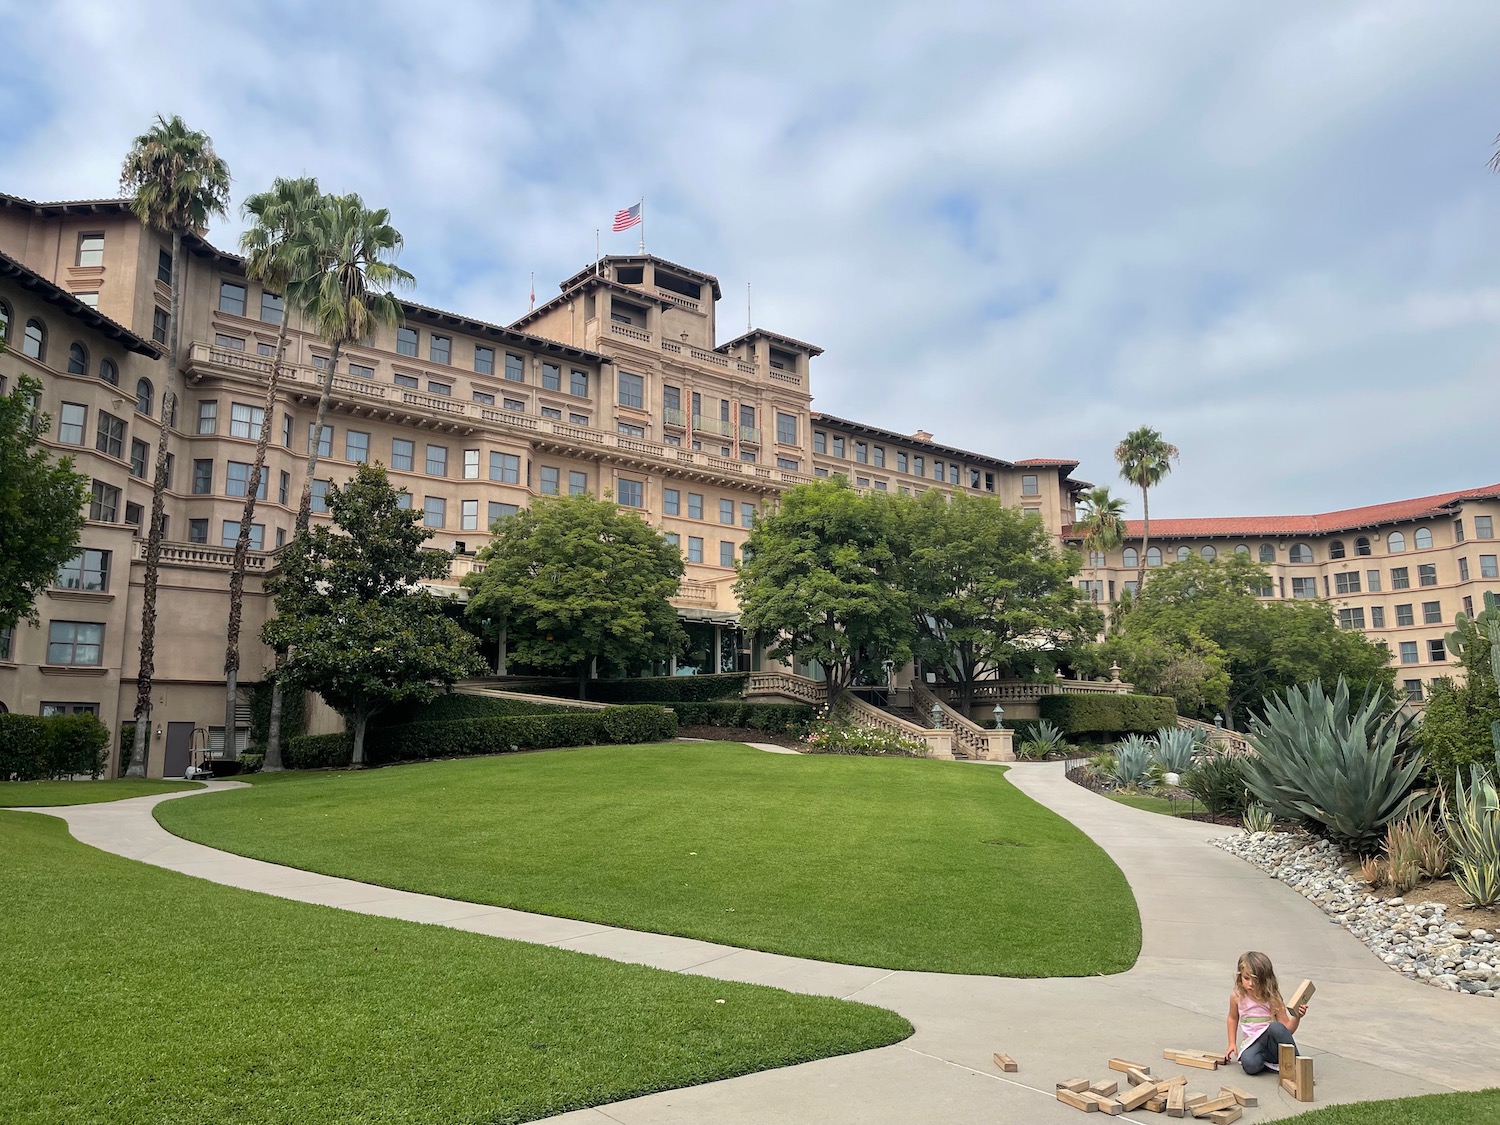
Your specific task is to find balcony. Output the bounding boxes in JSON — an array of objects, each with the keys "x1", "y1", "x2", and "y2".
[
  {"x1": 693, "y1": 415, "x2": 734, "y2": 438},
  {"x1": 738, "y1": 426, "x2": 761, "y2": 446},
  {"x1": 133, "y1": 539, "x2": 271, "y2": 571},
  {"x1": 662, "y1": 406, "x2": 686, "y2": 429},
  {"x1": 674, "y1": 579, "x2": 717, "y2": 608}
]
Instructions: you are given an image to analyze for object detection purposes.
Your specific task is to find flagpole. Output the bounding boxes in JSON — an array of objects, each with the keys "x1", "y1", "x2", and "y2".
[
  {"x1": 529, "y1": 272, "x2": 535, "y2": 313},
  {"x1": 595, "y1": 228, "x2": 600, "y2": 276},
  {"x1": 638, "y1": 197, "x2": 645, "y2": 255},
  {"x1": 747, "y1": 282, "x2": 752, "y2": 331}
]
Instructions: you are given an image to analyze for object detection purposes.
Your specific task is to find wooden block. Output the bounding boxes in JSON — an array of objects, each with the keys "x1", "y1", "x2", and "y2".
[
  {"x1": 1090, "y1": 1080, "x2": 1120, "y2": 1098},
  {"x1": 1189, "y1": 1095, "x2": 1238, "y2": 1117},
  {"x1": 1281, "y1": 1077, "x2": 1297, "y2": 1098},
  {"x1": 1219, "y1": 1085, "x2": 1257, "y2": 1107},
  {"x1": 1288, "y1": 979, "x2": 1316, "y2": 1010},
  {"x1": 1109, "y1": 1058, "x2": 1151, "y2": 1075},
  {"x1": 1166, "y1": 1083, "x2": 1186, "y2": 1118},
  {"x1": 1209, "y1": 1108, "x2": 1242, "y2": 1125},
  {"x1": 1177, "y1": 1056, "x2": 1221, "y2": 1071},
  {"x1": 1121, "y1": 1082, "x2": 1162, "y2": 1112},
  {"x1": 1058, "y1": 1077, "x2": 1091, "y2": 1093},
  {"x1": 1057, "y1": 1087, "x2": 1099, "y2": 1112},
  {"x1": 993, "y1": 1052, "x2": 1018, "y2": 1073},
  {"x1": 1127, "y1": 1066, "x2": 1155, "y2": 1086},
  {"x1": 1160, "y1": 1076, "x2": 1189, "y2": 1087},
  {"x1": 1293, "y1": 1055, "x2": 1315, "y2": 1102},
  {"x1": 1146, "y1": 1096, "x2": 1167, "y2": 1113},
  {"x1": 1096, "y1": 1098, "x2": 1124, "y2": 1116},
  {"x1": 1185, "y1": 1094, "x2": 1208, "y2": 1109}
]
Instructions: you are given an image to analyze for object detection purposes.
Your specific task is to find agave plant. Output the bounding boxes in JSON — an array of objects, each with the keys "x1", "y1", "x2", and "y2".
[
  {"x1": 1019, "y1": 719, "x2": 1067, "y2": 761},
  {"x1": 1181, "y1": 751, "x2": 1250, "y2": 818},
  {"x1": 1150, "y1": 727, "x2": 1198, "y2": 775},
  {"x1": 1442, "y1": 764, "x2": 1500, "y2": 908},
  {"x1": 1242, "y1": 678, "x2": 1427, "y2": 854},
  {"x1": 1108, "y1": 734, "x2": 1153, "y2": 789},
  {"x1": 1241, "y1": 802, "x2": 1276, "y2": 834}
]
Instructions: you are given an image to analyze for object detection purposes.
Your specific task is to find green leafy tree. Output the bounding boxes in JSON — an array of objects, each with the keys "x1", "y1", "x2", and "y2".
[
  {"x1": 1114, "y1": 425, "x2": 1178, "y2": 591},
  {"x1": 224, "y1": 175, "x2": 323, "y2": 770},
  {"x1": 1084, "y1": 630, "x2": 1231, "y2": 718},
  {"x1": 119, "y1": 113, "x2": 231, "y2": 777},
  {"x1": 1418, "y1": 593, "x2": 1500, "y2": 783},
  {"x1": 735, "y1": 478, "x2": 912, "y2": 704},
  {"x1": 263, "y1": 464, "x2": 484, "y2": 765},
  {"x1": 898, "y1": 490, "x2": 1102, "y2": 712},
  {"x1": 0, "y1": 374, "x2": 89, "y2": 630},
  {"x1": 464, "y1": 494, "x2": 687, "y2": 698},
  {"x1": 1074, "y1": 484, "x2": 1126, "y2": 605},
  {"x1": 1119, "y1": 553, "x2": 1394, "y2": 727}
]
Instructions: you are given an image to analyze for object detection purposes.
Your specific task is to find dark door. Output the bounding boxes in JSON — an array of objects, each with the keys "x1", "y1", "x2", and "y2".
[{"x1": 163, "y1": 721, "x2": 194, "y2": 778}]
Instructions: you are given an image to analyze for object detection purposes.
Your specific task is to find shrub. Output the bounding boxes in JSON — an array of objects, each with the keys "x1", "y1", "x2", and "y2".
[
  {"x1": 1383, "y1": 812, "x2": 1447, "y2": 894},
  {"x1": 1443, "y1": 764, "x2": 1500, "y2": 908},
  {"x1": 1017, "y1": 719, "x2": 1067, "y2": 761},
  {"x1": 1085, "y1": 751, "x2": 1117, "y2": 782},
  {"x1": 1416, "y1": 676, "x2": 1500, "y2": 786},
  {"x1": 1242, "y1": 678, "x2": 1428, "y2": 854},
  {"x1": 1107, "y1": 735, "x2": 1153, "y2": 789},
  {"x1": 588, "y1": 674, "x2": 748, "y2": 703},
  {"x1": 246, "y1": 678, "x2": 306, "y2": 756},
  {"x1": 801, "y1": 715, "x2": 927, "y2": 757},
  {"x1": 1180, "y1": 752, "x2": 1250, "y2": 818},
  {"x1": 361, "y1": 706, "x2": 677, "y2": 766},
  {"x1": 0, "y1": 713, "x2": 109, "y2": 780},
  {"x1": 285, "y1": 732, "x2": 354, "y2": 770},
  {"x1": 378, "y1": 692, "x2": 587, "y2": 728},
  {"x1": 1358, "y1": 855, "x2": 1386, "y2": 888},
  {"x1": 238, "y1": 753, "x2": 265, "y2": 774},
  {"x1": 1039, "y1": 693, "x2": 1177, "y2": 738},
  {"x1": 661, "y1": 700, "x2": 813, "y2": 733}
]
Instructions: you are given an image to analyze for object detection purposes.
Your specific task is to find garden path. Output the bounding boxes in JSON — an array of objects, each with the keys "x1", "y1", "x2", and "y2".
[{"x1": 20, "y1": 760, "x2": 1500, "y2": 1124}]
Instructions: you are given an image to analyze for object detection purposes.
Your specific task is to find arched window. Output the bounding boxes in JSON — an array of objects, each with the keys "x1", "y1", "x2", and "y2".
[
  {"x1": 1414, "y1": 528, "x2": 1432, "y2": 550},
  {"x1": 135, "y1": 378, "x2": 154, "y2": 416},
  {"x1": 67, "y1": 342, "x2": 88, "y2": 375},
  {"x1": 1235, "y1": 544, "x2": 1250, "y2": 555},
  {"x1": 1122, "y1": 547, "x2": 1138, "y2": 568},
  {"x1": 99, "y1": 358, "x2": 119, "y2": 386},
  {"x1": 1329, "y1": 540, "x2": 1345, "y2": 560},
  {"x1": 1173, "y1": 545, "x2": 1189, "y2": 561},
  {"x1": 0, "y1": 299, "x2": 10, "y2": 342},
  {"x1": 1387, "y1": 531, "x2": 1406, "y2": 553},
  {"x1": 1201, "y1": 545, "x2": 1217, "y2": 560},
  {"x1": 22, "y1": 318, "x2": 45, "y2": 360},
  {"x1": 1289, "y1": 543, "x2": 1312, "y2": 564},
  {"x1": 1088, "y1": 550, "x2": 1106, "y2": 568},
  {"x1": 1355, "y1": 536, "x2": 1371, "y2": 556},
  {"x1": 1146, "y1": 547, "x2": 1162, "y2": 567},
  {"x1": 1259, "y1": 544, "x2": 1275, "y2": 563}
]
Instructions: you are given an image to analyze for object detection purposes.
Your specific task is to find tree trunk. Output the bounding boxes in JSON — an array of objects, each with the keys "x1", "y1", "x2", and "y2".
[
  {"x1": 577, "y1": 660, "x2": 589, "y2": 700},
  {"x1": 127, "y1": 229, "x2": 186, "y2": 778},
  {"x1": 1135, "y1": 486, "x2": 1151, "y2": 593},
  {"x1": 221, "y1": 316, "x2": 288, "y2": 757},
  {"x1": 294, "y1": 339, "x2": 341, "y2": 535},
  {"x1": 351, "y1": 708, "x2": 369, "y2": 767},
  {"x1": 263, "y1": 669, "x2": 286, "y2": 771}
]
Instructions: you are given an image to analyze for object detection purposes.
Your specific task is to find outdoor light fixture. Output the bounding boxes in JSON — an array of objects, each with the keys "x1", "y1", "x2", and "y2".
[
  {"x1": 992, "y1": 704, "x2": 1005, "y2": 729},
  {"x1": 1214, "y1": 713, "x2": 1224, "y2": 728},
  {"x1": 154, "y1": 725, "x2": 163, "y2": 740},
  {"x1": 881, "y1": 658, "x2": 894, "y2": 686},
  {"x1": 930, "y1": 703, "x2": 943, "y2": 728}
]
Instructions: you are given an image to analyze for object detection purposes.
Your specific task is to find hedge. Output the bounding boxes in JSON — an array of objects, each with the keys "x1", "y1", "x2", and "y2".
[
  {"x1": 1037, "y1": 693, "x2": 1178, "y2": 737},
  {"x1": 285, "y1": 732, "x2": 353, "y2": 770},
  {"x1": 0, "y1": 713, "x2": 111, "y2": 781},
  {"x1": 661, "y1": 700, "x2": 813, "y2": 733},
  {"x1": 377, "y1": 692, "x2": 589, "y2": 728},
  {"x1": 504, "y1": 674, "x2": 750, "y2": 704}
]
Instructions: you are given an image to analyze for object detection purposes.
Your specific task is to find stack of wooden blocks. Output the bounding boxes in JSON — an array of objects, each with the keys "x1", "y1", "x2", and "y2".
[{"x1": 1048, "y1": 1057, "x2": 1269, "y2": 1121}]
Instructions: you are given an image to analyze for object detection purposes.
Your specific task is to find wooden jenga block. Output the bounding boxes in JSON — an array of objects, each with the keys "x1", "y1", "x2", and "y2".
[
  {"x1": 1090, "y1": 1080, "x2": 1120, "y2": 1098},
  {"x1": 1164, "y1": 1050, "x2": 1221, "y2": 1070},
  {"x1": 1109, "y1": 1058, "x2": 1151, "y2": 1075},
  {"x1": 1278, "y1": 1043, "x2": 1295, "y2": 1079},
  {"x1": 992, "y1": 1052, "x2": 1018, "y2": 1073},
  {"x1": 1293, "y1": 1055, "x2": 1314, "y2": 1102},
  {"x1": 1219, "y1": 1085, "x2": 1256, "y2": 1107},
  {"x1": 1189, "y1": 1095, "x2": 1238, "y2": 1117},
  {"x1": 1121, "y1": 1081, "x2": 1162, "y2": 1112},
  {"x1": 1146, "y1": 1096, "x2": 1167, "y2": 1113},
  {"x1": 1057, "y1": 1087, "x2": 1099, "y2": 1112},
  {"x1": 1126, "y1": 1066, "x2": 1155, "y2": 1086},
  {"x1": 1185, "y1": 1094, "x2": 1208, "y2": 1110},
  {"x1": 1058, "y1": 1077, "x2": 1091, "y2": 1093},
  {"x1": 1166, "y1": 1083, "x2": 1186, "y2": 1118},
  {"x1": 1209, "y1": 1109, "x2": 1242, "y2": 1125},
  {"x1": 1159, "y1": 1076, "x2": 1189, "y2": 1088},
  {"x1": 1288, "y1": 979, "x2": 1316, "y2": 1010}
]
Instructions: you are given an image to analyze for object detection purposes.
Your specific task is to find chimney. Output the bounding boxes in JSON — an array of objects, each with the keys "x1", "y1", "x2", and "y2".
[{"x1": 912, "y1": 429, "x2": 933, "y2": 442}]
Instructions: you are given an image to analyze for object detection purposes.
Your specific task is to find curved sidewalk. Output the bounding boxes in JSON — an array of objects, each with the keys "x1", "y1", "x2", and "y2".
[{"x1": 18, "y1": 763, "x2": 1500, "y2": 1124}]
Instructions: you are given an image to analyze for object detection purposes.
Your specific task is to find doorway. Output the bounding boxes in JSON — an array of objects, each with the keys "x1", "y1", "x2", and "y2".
[{"x1": 163, "y1": 721, "x2": 195, "y2": 777}]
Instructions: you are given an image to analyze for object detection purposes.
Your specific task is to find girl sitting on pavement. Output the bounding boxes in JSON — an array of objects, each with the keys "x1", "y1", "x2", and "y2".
[{"x1": 1226, "y1": 950, "x2": 1309, "y2": 1074}]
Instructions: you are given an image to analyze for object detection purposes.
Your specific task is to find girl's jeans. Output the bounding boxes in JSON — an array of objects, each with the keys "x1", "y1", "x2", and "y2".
[{"x1": 1240, "y1": 1021, "x2": 1296, "y2": 1075}]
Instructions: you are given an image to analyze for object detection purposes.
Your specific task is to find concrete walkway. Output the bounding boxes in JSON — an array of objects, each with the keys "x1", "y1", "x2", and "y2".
[{"x1": 17, "y1": 762, "x2": 1500, "y2": 1124}]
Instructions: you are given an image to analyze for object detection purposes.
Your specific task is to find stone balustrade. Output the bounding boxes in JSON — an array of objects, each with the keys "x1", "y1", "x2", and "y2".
[
  {"x1": 744, "y1": 672, "x2": 828, "y2": 705},
  {"x1": 912, "y1": 679, "x2": 1014, "y2": 761},
  {"x1": 133, "y1": 539, "x2": 269, "y2": 571},
  {"x1": 839, "y1": 692, "x2": 954, "y2": 760}
]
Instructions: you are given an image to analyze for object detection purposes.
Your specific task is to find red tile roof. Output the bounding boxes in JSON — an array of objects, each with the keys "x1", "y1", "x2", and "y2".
[
  {"x1": 1065, "y1": 485, "x2": 1500, "y2": 540},
  {"x1": 1015, "y1": 457, "x2": 1079, "y2": 467}
]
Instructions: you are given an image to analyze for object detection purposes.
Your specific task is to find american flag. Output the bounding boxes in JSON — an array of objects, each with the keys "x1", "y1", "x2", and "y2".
[{"x1": 612, "y1": 202, "x2": 642, "y2": 232}]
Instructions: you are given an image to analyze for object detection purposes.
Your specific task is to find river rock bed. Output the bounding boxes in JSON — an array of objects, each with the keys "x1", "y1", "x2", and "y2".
[{"x1": 1214, "y1": 830, "x2": 1499, "y2": 996}]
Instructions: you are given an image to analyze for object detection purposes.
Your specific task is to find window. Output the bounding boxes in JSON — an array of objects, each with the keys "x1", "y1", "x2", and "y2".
[
  {"x1": 947, "y1": 464, "x2": 958, "y2": 486},
  {"x1": 1481, "y1": 554, "x2": 1499, "y2": 579},
  {"x1": 427, "y1": 380, "x2": 451, "y2": 397},
  {"x1": 0, "y1": 625, "x2": 10, "y2": 660},
  {"x1": 1370, "y1": 606, "x2": 1386, "y2": 628},
  {"x1": 1338, "y1": 608, "x2": 1365, "y2": 630},
  {"x1": 570, "y1": 369, "x2": 589, "y2": 397},
  {"x1": 396, "y1": 327, "x2": 418, "y2": 357},
  {"x1": 152, "y1": 308, "x2": 169, "y2": 345},
  {"x1": 1455, "y1": 519, "x2": 1465, "y2": 544},
  {"x1": 568, "y1": 471, "x2": 588, "y2": 497},
  {"x1": 275, "y1": 528, "x2": 285, "y2": 548},
  {"x1": 1176, "y1": 546, "x2": 1191, "y2": 561},
  {"x1": 1329, "y1": 540, "x2": 1346, "y2": 560},
  {"x1": 896, "y1": 452, "x2": 908, "y2": 473},
  {"x1": 221, "y1": 521, "x2": 265, "y2": 551},
  {"x1": 1391, "y1": 567, "x2": 1410, "y2": 589},
  {"x1": 0, "y1": 299, "x2": 8, "y2": 344},
  {"x1": 77, "y1": 233, "x2": 105, "y2": 267},
  {"x1": 281, "y1": 414, "x2": 293, "y2": 448},
  {"x1": 218, "y1": 281, "x2": 247, "y2": 315},
  {"x1": 1234, "y1": 544, "x2": 1250, "y2": 556},
  {"x1": 188, "y1": 518, "x2": 208, "y2": 543},
  {"x1": 56, "y1": 549, "x2": 110, "y2": 592},
  {"x1": 688, "y1": 493, "x2": 703, "y2": 519},
  {"x1": 1367, "y1": 569, "x2": 1381, "y2": 592},
  {"x1": 719, "y1": 499, "x2": 734, "y2": 524},
  {"x1": 719, "y1": 540, "x2": 735, "y2": 567},
  {"x1": 1418, "y1": 564, "x2": 1437, "y2": 587},
  {"x1": 260, "y1": 291, "x2": 284, "y2": 324},
  {"x1": 1404, "y1": 679, "x2": 1425, "y2": 703},
  {"x1": 873, "y1": 447, "x2": 887, "y2": 469},
  {"x1": 68, "y1": 342, "x2": 88, "y2": 374},
  {"x1": 490, "y1": 452, "x2": 520, "y2": 484},
  {"x1": 1351, "y1": 536, "x2": 1371, "y2": 557},
  {"x1": 487, "y1": 502, "x2": 518, "y2": 527},
  {"x1": 473, "y1": 389, "x2": 495, "y2": 405},
  {"x1": 775, "y1": 412, "x2": 797, "y2": 445},
  {"x1": 130, "y1": 438, "x2": 149, "y2": 478},
  {"x1": 1464, "y1": 596, "x2": 1475, "y2": 616},
  {"x1": 1291, "y1": 577, "x2": 1317, "y2": 599},
  {"x1": 58, "y1": 403, "x2": 86, "y2": 445},
  {"x1": 833, "y1": 436, "x2": 846, "y2": 458},
  {"x1": 1334, "y1": 572, "x2": 1361, "y2": 595},
  {"x1": 428, "y1": 335, "x2": 451, "y2": 365},
  {"x1": 741, "y1": 503, "x2": 755, "y2": 529},
  {"x1": 618, "y1": 422, "x2": 645, "y2": 438},
  {"x1": 423, "y1": 497, "x2": 445, "y2": 527},
  {"x1": 1429, "y1": 639, "x2": 1447, "y2": 662},
  {"x1": 157, "y1": 248, "x2": 173, "y2": 285},
  {"x1": 1387, "y1": 532, "x2": 1406, "y2": 553},
  {"x1": 1288, "y1": 544, "x2": 1312, "y2": 564},
  {"x1": 814, "y1": 468, "x2": 829, "y2": 477},
  {"x1": 617, "y1": 478, "x2": 643, "y2": 507},
  {"x1": 1395, "y1": 604, "x2": 1414, "y2": 626},
  {"x1": 224, "y1": 402, "x2": 261, "y2": 440},
  {"x1": 1476, "y1": 516, "x2": 1494, "y2": 538},
  {"x1": 1145, "y1": 547, "x2": 1162, "y2": 567},
  {"x1": 192, "y1": 459, "x2": 213, "y2": 494},
  {"x1": 226, "y1": 461, "x2": 267, "y2": 500},
  {"x1": 461, "y1": 499, "x2": 480, "y2": 531},
  {"x1": 541, "y1": 363, "x2": 561, "y2": 391},
  {"x1": 394, "y1": 373, "x2": 418, "y2": 389},
  {"x1": 741, "y1": 449, "x2": 757, "y2": 463},
  {"x1": 394, "y1": 492, "x2": 411, "y2": 511},
  {"x1": 46, "y1": 621, "x2": 103, "y2": 666},
  {"x1": 776, "y1": 457, "x2": 799, "y2": 471},
  {"x1": 813, "y1": 431, "x2": 827, "y2": 454},
  {"x1": 1413, "y1": 527, "x2": 1433, "y2": 550},
  {"x1": 88, "y1": 481, "x2": 119, "y2": 523},
  {"x1": 279, "y1": 471, "x2": 289, "y2": 505},
  {"x1": 425, "y1": 444, "x2": 447, "y2": 476},
  {"x1": 1021, "y1": 474, "x2": 1039, "y2": 495},
  {"x1": 332, "y1": 430, "x2": 367, "y2": 465},
  {"x1": 1399, "y1": 641, "x2": 1419, "y2": 664},
  {"x1": 392, "y1": 439, "x2": 415, "y2": 471},
  {"x1": 1201, "y1": 545, "x2": 1217, "y2": 561},
  {"x1": 197, "y1": 400, "x2": 217, "y2": 434},
  {"x1": 856, "y1": 476, "x2": 870, "y2": 487},
  {"x1": 504, "y1": 354, "x2": 524, "y2": 382},
  {"x1": 98, "y1": 357, "x2": 119, "y2": 387},
  {"x1": 540, "y1": 466, "x2": 559, "y2": 495},
  {"x1": 854, "y1": 441, "x2": 867, "y2": 464},
  {"x1": 474, "y1": 346, "x2": 495, "y2": 375},
  {"x1": 687, "y1": 536, "x2": 704, "y2": 563},
  {"x1": 348, "y1": 362, "x2": 374, "y2": 380},
  {"x1": 459, "y1": 448, "x2": 479, "y2": 480},
  {"x1": 1422, "y1": 601, "x2": 1442, "y2": 624},
  {"x1": 508, "y1": 398, "x2": 529, "y2": 413},
  {"x1": 307, "y1": 424, "x2": 333, "y2": 457},
  {"x1": 1259, "y1": 544, "x2": 1274, "y2": 563},
  {"x1": 1460, "y1": 557, "x2": 1470, "y2": 581},
  {"x1": 215, "y1": 333, "x2": 245, "y2": 352},
  {"x1": 663, "y1": 532, "x2": 679, "y2": 549},
  {"x1": 1122, "y1": 547, "x2": 1139, "y2": 568},
  {"x1": 663, "y1": 489, "x2": 680, "y2": 515},
  {"x1": 618, "y1": 371, "x2": 644, "y2": 409}
]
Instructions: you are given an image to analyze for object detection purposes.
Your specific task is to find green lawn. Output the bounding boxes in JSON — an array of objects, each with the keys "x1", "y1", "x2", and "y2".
[
  {"x1": 1287, "y1": 1089, "x2": 1500, "y2": 1124},
  {"x1": 1106, "y1": 793, "x2": 1198, "y2": 817},
  {"x1": 0, "y1": 778, "x2": 201, "y2": 806},
  {"x1": 0, "y1": 810, "x2": 910, "y2": 1125},
  {"x1": 156, "y1": 742, "x2": 1140, "y2": 976}
]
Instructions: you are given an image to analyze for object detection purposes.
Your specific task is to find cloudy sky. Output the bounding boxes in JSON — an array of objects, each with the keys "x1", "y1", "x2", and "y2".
[{"x1": 3, "y1": 1, "x2": 1498, "y2": 517}]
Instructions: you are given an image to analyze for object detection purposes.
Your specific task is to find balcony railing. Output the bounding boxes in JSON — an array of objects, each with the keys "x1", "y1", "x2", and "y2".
[
  {"x1": 674, "y1": 579, "x2": 717, "y2": 607},
  {"x1": 693, "y1": 415, "x2": 733, "y2": 438},
  {"x1": 662, "y1": 406, "x2": 686, "y2": 428},
  {"x1": 738, "y1": 426, "x2": 761, "y2": 445},
  {"x1": 609, "y1": 322, "x2": 652, "y2": 343},
  {"x1": 133, "y1": 539, "x2": 270, "y2": 571}
]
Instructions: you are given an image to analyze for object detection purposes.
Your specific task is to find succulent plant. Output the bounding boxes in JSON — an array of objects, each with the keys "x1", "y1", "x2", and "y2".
[
  {"x1": 1443, "y1": 763, "x2": 1500, "y2": 908},
  {"x1": 1107, "y1": 734, "x2": 1153, "y2": 789},
  {"x1": 1150, "y1": 727, "x2": 1198, "y2": 774}
]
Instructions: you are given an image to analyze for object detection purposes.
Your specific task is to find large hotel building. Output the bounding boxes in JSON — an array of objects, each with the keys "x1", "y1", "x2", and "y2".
[{"x1": 1, "y1": 190, "x2": 1495, "y2": 772}]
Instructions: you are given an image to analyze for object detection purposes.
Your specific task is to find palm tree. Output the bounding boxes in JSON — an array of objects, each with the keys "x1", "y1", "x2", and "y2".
[
  {"x1": 119, "y1": 115, "x2": 231, "y2": 777},
  {"x1": 1114, "y1": 426, "x2": 1179, "y2": 593},
  {"x1": 1075, "y1": 485, "x2": 1126, "y2": 604},
  {"x1": 222, "y1": 177, "x2": 322, "y2": 771}
]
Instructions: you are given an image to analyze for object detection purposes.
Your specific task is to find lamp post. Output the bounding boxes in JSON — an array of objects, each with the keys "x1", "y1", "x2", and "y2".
[
  {"x1": 992, "y1": 704, "x2": 1005, "y2": 730},
  {"x1": 930, "y1": 703, "x2": 943, "y2": 729},
  {"x1": 881, "y1": 658, "x2": 894, "y2": 687},
  {"x1": 1214, "y1": 712, "x2": 1224, "y2": 729}
]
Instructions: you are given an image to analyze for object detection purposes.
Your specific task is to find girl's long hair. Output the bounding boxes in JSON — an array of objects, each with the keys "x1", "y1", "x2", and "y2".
[{"x1": 1233, "y1": 951, "x2": 1284, "y2": 1009}]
